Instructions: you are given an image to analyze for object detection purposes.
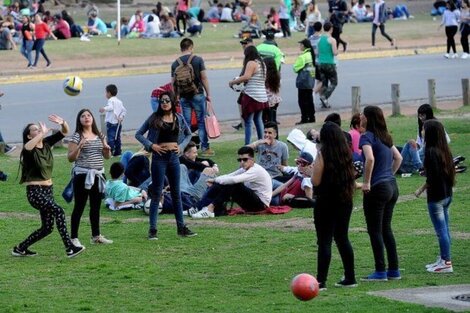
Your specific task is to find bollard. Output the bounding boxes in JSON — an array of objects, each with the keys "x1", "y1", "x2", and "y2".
[
  {"x1": 462, "y1": 78, "x2": 470, "y2": 106},
  {"x1": 391, "y1": 83, "x2": 401, "y2": 116},
  {"x1": 100, "y1": 113, "x2": 107, "y2": 138},
  {"x1": 428, "y1": 79, "x2": 436, "y2": 109},
  {"x1": 352, "y1": 86, "x2": 361, "y2": 115}
]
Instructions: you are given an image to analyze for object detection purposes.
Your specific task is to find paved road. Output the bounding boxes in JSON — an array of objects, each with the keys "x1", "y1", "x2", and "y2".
[{"x1": 0, "y1": 53, "x2": 468, "y2": 142}]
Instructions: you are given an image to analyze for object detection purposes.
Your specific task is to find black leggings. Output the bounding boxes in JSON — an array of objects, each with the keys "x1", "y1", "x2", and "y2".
[
  {"x1": 176, "y1": 10, "x2": 187, "y2": 33},
  {"x1": 460, "y1": 24, "x2": 469, "y2": 54},
  {"x1": 446, "y1": 25, "x2": 458, "y2": 53},
  {"x1": 279, "y1": 18, "x2": 291, "y2": 37},
  {"x1": 204, "y1": 183, "x2": 266, "y2": 214},
  {"x1": 314, "y1": 199, "x2": 355, "y2": 284},
  {"x1": 372, "y1": 24, "x2": 392, "y2": 46},
  {"x1": 332, "y1": 25, "x2": 347, "y2": 49},
  {"x1": 18, "y1": 185, "x2": 73, "y2": 250},
  {"x1": 71, "y1": 174, "x2": 103, "y2": 238}
]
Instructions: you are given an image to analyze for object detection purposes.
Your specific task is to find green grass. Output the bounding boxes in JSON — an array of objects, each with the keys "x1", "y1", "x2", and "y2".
[{"x1": 0, "y1": 109, "x2": 469, "y2": 312}]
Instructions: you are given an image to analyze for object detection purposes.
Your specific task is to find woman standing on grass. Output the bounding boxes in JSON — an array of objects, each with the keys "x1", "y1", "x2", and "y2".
[
  {"x1": 229, "y1": 46, "x2": 268, "y2": 145},
  {"x1": 135, "y1": 91, "x2": 196, "y2": 240},
  {"x1": 460, "y1": 0, "x2": 470, "y2": 59},
  {"x1": 312, "y1": 122, "x2": 357, "y2": 290},
  {"x1": 415, "y1": 120, "x2": 455, "y2": 273},
  {"x1": 12, "y1": 115, "x2": 85, "y2": 258},
  {"x1": 359, "y1": 105, "x2": 403, "y2": 282},
  {"x1": 68, "y1": 109, "x2": 113, "y2": 247}
]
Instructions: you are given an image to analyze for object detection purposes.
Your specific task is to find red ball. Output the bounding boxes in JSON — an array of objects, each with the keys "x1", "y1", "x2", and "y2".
[{"x1": 290, "y1": 273, "x2": 320, "y2": 301}]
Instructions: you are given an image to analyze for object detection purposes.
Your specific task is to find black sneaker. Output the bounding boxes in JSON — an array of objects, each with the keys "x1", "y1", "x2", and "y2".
[
  {"x1": 66, "y1": 245, "x2": 85, "y2": 258},
  {"x1": 318, "y1": 282, "x2": 327, "y2": 291},
  {"x1": 177, "y1": 225, "x2": 197, "y2": 237},
  {"x1": 148, "y1": 228, "x2": 158, "y2": 240},
  {"x1": 12, "y1": 246, "x2": 37, "y2": 257},
  {"x1": 334, "y1": 279, "x2": 358, "y2": 287}
]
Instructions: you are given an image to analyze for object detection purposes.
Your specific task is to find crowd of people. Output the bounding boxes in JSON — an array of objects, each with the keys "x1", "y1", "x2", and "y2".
[{"x1": 0, "y1": 0, "x2": 463, "y2": 293}]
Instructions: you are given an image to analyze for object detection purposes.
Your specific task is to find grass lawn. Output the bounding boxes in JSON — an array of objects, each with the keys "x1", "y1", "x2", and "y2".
[{"x1": 0, "y1": 107, "x2": 469, "y2": 312}]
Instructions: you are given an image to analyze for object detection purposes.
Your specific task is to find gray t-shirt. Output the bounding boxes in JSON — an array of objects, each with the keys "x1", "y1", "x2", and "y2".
[
  {"x1": 0, "y1": 28, "x2": 12, "y2": 50},
  {"x1": 255, "y1": 140, "x2": 289, "y2": 178},
  {"x1": 171, "y1": 54, "x2": 206, "y2": 95}
]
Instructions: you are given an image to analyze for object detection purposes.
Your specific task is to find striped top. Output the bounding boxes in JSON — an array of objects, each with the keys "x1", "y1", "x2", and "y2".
[
  {"x1": 70, "y1": 132, "x2": 104, "y2": 170},
  {"x1": 244, "y1": 60, "x2": 268, "y2": 103}
]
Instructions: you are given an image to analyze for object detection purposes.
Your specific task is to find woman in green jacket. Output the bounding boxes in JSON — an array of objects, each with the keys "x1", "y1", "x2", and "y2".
[{"x1": 293, "y1": 39, "x2": 316, "y2": 124}]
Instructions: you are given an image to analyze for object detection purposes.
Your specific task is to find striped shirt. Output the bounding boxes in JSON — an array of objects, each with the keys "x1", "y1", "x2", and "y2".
[
  {"x1": 244, "y1": 60, "x2": 268, "y2": 103},
  {"x1": 70, "y1": 132, "x2": 104, "y2": 170}
]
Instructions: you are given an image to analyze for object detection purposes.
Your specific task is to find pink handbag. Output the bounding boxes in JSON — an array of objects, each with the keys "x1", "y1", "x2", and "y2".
[{"x1": 205, "y1": 100, "x2": 221, "y2": 139}]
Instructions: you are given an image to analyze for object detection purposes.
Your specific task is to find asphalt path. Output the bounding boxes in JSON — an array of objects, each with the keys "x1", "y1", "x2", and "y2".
[{"x1": 0, "y1": 53, "x2": 468, "y2": 142}]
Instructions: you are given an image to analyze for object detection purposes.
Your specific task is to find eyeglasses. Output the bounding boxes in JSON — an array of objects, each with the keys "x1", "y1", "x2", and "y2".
[
  {"x1": 160, "y1": 98, "x2": 171, "y2": 104},
  {"x1": 237, "y1": 157, "x2": 252, "y2": 163}
]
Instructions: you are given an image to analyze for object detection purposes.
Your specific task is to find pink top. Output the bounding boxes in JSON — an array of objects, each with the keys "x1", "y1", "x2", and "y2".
[
  {"x1": 177, "y1": 0, "x2": 189, "y2": 11},
  {"x1": 131, "y1": 19, "x2": 145, "y2": 33},
  {"x1": 349, "y1": 128, "x2": 362, "y2": 154}
]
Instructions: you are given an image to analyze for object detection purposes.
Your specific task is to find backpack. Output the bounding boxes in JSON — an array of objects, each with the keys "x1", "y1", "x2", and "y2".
[{"x1": 173, "y1": 55, "x2": 199, "y2": 98}]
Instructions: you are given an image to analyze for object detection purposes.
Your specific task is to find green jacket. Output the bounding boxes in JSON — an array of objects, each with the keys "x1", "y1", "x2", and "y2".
[
  {"x1": 256, "y1": 43, "x2": 284, "y2": 70},
  {"x1": 293, "y1": 48, "x2": 314, "y2": 73}
]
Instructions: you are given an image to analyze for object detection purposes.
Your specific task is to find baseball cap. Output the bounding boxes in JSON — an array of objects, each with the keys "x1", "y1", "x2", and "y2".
[
  {"x1": 297, "y1": 151, "x2": 314, "y2": 165},
  {"x1": 240, "y1": 37, "x2": 253, "y2": 45}
]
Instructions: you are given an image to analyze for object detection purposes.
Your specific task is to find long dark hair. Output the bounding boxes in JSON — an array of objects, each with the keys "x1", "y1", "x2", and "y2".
[
  {"x1": 18, "y1": 123, "x2": 35, "y2": 176},
  {"x1": 319, "y1": 122, "x2": 355, "y2": 201},
  {"x1": 242, "y1": 45, "x2": 265, "y2": 76},
  {"x1": 423, "y1": 120, "x2": 455, "y2": 187},
  {"x1": 300, "y1": 39, "x2": 315, "y2": 66},
  {"x1": 149, "y1": 91, "x2": 178, "y2": 130},
  {"x1": 417, "y1": 104, "x2": 435, "y2": 142},
  {"x1": 264, "y1": 57, "x2": 280, "y2": 93},
  {"x1": 74, "y1": 109, "x2": 102, "y2": 137},
  {"x1": 363, "y1": 105, "x2": 393, "y2": 147}
]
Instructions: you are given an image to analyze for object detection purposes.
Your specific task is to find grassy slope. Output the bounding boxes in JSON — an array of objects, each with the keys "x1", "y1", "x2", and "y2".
[{"x1": 0, "y1": 109, "x2": 469, "y2": 312}]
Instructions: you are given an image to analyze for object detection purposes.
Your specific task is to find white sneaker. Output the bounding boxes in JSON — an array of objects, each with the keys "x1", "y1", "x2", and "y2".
[
  {"x1": 427, "y1": 259, "x2": 453, "y2": 273},
  {"x1": 71, "y1": 238, "x2": 83, "y2": 248},
  {"x1": 451, "y1": 53, "x2": 458, "y2": 59},
  {"x1": 444, "y1": 53, "x2": 450, "y2": 59},
  {"x1": 188, "y1": 207, "x2": 199, "y2": 216},
  {"x1": 80, "y1": 35, "x2": 91, "y2": 42},
  {"x1": 425, "y1": 256, "x2": 441, "y2": 269},
  {"x1": 91, "y1": 235, "x2": 113, "y2": 244},
  {"x1": 461, "y1": 53, "x2": 469, "y2": 59},
  {"x1": 191, "y1": 207, "x2": 215, "y2": 219}
]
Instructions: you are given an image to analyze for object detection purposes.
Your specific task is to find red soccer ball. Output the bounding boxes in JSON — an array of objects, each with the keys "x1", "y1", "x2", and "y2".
[{"x1": 290, "y1": 273, "x2": 320, "y2": 301}]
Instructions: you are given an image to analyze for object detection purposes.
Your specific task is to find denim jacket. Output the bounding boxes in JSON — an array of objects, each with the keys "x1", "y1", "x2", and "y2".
[{"x1": 135, "y1": 113, "x2": 192, "y2": 155}]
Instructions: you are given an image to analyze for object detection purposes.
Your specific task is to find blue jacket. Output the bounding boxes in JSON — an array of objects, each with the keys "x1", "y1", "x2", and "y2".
[
  {"x1": 135, "y1": 113, "x2": 192, "y2": 155},
  {"x1": 373, "y1": 1, "x2": 388, "y2": 24}
]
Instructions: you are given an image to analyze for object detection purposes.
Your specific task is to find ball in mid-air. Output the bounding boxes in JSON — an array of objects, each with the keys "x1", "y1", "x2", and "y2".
[{"x1": 63, "y1": 76, "x2": 83, "y2": 96}]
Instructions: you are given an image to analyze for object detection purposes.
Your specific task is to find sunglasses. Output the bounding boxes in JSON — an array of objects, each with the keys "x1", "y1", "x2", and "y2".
[
  {"x1": 160, "y1": 98, "x2": 171, "y2": 104},
  {"x1": 295, "y1": 159, "x2": 310, "y2": 167},
  {"x1": 237, "y1": 157, "x2": 252, "y2": 163}
]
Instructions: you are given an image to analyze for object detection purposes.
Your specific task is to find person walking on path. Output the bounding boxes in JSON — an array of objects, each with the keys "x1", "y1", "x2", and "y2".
[
  {"x1": 135, "y1": 91, "x2": 196, "y2": 239},
  {"x1": 329, "y1": 0, "x2": 348, "y2": 52},
  {"x1": 312, "y1": 122, "x2": 357, "y2": 290},
  {"x1": 415, "y1": 120, "x2": 456, "y2": 273},
  {"x1": 33, "y1": 14, "x2": 57, "y2": 68},
  {"x1": 439, "y1": 0, "x2": 461, "y2": 59},
  {"x1": 67, "y1": 109, "x2": 113, "y2": 247},
  {"x1": 359, "y1": 106, "x2": 403, "y2": 282},
  {"x1": 229, "y1": 45, "x2": 269, "y2": 145},
  {"x1": 20, "y1": 15, "x2": 35, "y2": 68},
  {"x1": 371, "y1": 0, "x2": 395, "y2": 48},
  {"x1": 293, "y1": 39, "x2": 316, "y2": 124},
  {"x1": 12, "y1": 115, "x2": 85, "y2": 258},
  {"x1": 171, "y1": 38, "x2": 214, "y2": 157},
  {"x1": 459, "y1": 0, "x2": 470, "y2": 59},
  {"x1": 317, "y1": 22, "x2": 338, "y2": 109}
]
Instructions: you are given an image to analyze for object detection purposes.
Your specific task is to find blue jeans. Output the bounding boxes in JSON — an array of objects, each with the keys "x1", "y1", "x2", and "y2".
[
  {"x1": 400, "y1": 142, "x2": 422, "y2": 173},
  {"x1": 21, "y1": 39, "x2": 34, "y2": 66},
  {"x1": 149, "y1": 151, "x2": 185, "y2": 230},
  {"x1": 243, "y1": 111, "x2": 264, "y2": 145},
  {"x1": 363, "y1": 180, "x2": 399, "y2": 272},
  {"x1": 180, "y1": 93, "x2": 209, "y2": 150},
  {"x1": 33, "y1": 39, "x2": 51, "y2": 66},
  {"x1": 106, "y1": 122, "x2": 122, "y2": 156},
  {"x1": 120, "y1": 151, "x2": 134, "y2": 184},
  {"x1": 180, "y1": 164, "x2": 209, "y2": 201},
  {"x1": 428, "y1": 197, "x2": 452, "y2": 261}
]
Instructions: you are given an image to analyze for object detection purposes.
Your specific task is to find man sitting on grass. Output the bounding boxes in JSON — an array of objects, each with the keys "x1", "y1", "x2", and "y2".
[{"x1": 191, "y1": 146, "x2": 272, "y2": 218}]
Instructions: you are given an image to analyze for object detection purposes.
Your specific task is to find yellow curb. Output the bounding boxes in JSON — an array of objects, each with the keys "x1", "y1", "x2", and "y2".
[{"x1": 0, "y1": 46, "x2": 446, "y2": 85}]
